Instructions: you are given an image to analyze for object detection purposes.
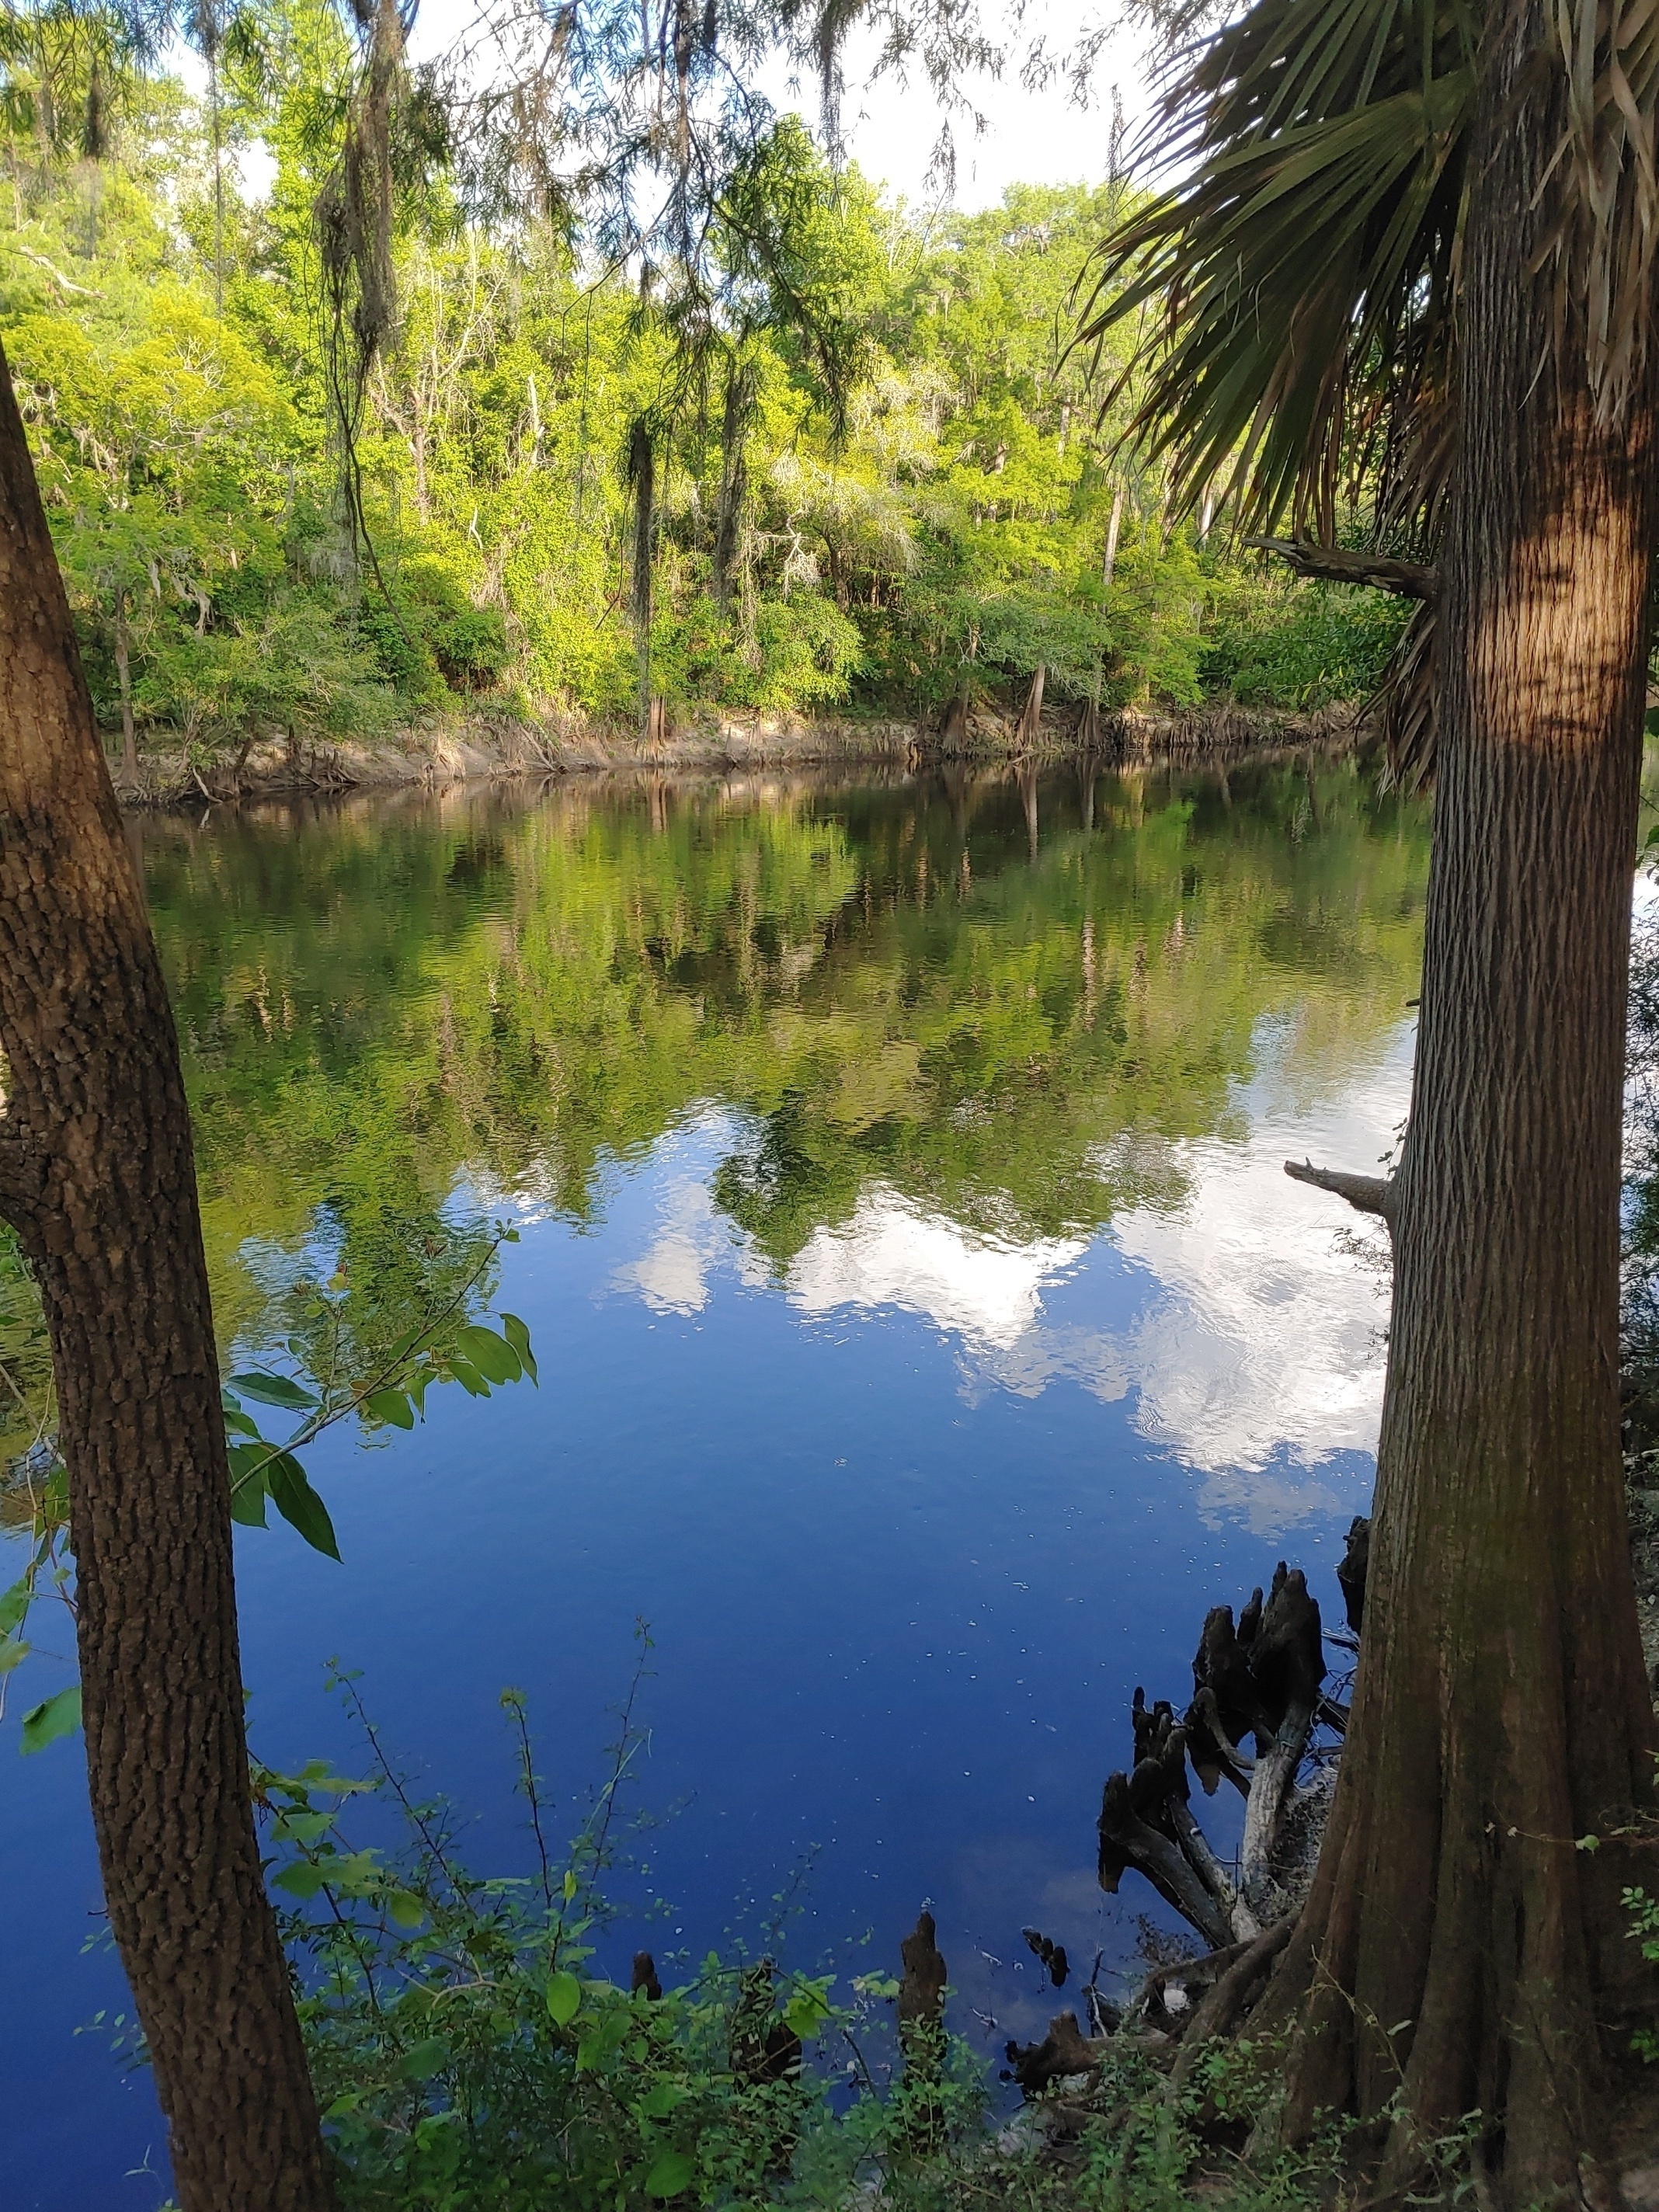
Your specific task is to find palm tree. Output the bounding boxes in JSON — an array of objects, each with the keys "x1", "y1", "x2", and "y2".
[{"x1": 1082, "y1": 0, "x2": 1659, "y2": 2194}]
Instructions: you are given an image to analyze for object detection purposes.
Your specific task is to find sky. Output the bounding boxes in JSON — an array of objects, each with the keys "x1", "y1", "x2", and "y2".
[
  {"x1": 398, "y1": 0, "x2": 1160, "y2": 214},
  {"x1": 201, "y1": 0, "x2": 1159, "y2": 217}
]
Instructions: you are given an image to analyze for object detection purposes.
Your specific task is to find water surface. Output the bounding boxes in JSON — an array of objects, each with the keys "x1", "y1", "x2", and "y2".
[{"x1": 2, "y1": 756, "x2": 1426, "y2": 2207}]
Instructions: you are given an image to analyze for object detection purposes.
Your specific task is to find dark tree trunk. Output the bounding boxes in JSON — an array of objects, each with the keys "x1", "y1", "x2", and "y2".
[
  {"x1": 0, "y1": 344, "x2": 333, "y2": 2207},
  {"x1": 1262, "y1": 2, "x2": 1659, "y2": 2196}
]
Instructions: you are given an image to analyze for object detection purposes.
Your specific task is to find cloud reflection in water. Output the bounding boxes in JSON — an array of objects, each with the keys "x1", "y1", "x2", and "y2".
[{"x1": 610, "y1": 1020, "x2": 1411, "y2": 1532}]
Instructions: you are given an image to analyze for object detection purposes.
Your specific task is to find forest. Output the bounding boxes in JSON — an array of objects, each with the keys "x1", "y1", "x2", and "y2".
[
  {"x1": 0, "y1": 2, "x2": 1406, "y2": 766},
  {"x1": 7, "y1": 0, "x2": 1659, "y2": 2201}
]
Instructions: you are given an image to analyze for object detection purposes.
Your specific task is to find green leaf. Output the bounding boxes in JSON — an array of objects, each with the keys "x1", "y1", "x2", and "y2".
[
  {"x1": 784, "y1": 1988, "x2": 831, "y2": 2039},
  {"x1": 546, "y1": 1970, "x2": 583, "y2": 2027},
  {"x1": 386, "y1": 1890, "x2": 426, "y2": 1929},
  {"x1": 20, "y1": 1684, "x2": 81, "y2": 1753},
  {"x1": 227, "y1": 1371, "x2": 319, "y2": 1411},
  {"x1": 501, "y1": 1313, "x2": 537, "y2": 1384},
  {"x1": 0, "y1": 1576, "x2": 30, "y2": 1636},
  {"x1": 454, "y1": 1324, "x2": 522, "y2": 1384},
  {"x1": 266, "y1": 1455, "x2": 341, "y2": 1561},
  {"x1": 363, "y1": 1389, "x2": 415, "y2": 1429},
  {"x1": 222, "y1": 1403, "x2": 263, "y2": 1438},
  {"x1": 400, "y1": 2037, "x2": 448, "y2": 2081},
  {"x1": 637, "y1": 2081, "x2": 688, "y2": 2120},
  {"x1": 643, "y1": 2149, "x2": 695, "y2": 2199},
  {"x1": 444, "y1": 1355, "x2": 491, "y2": 1398},
  {"x1": 272, "y1": 1857, "x2": 329, "y2": 1899},
  {"x1": 271, "y1": 1808, "x2": 332, "y2": 1846},
  {"x1": 0, "y1": 1633, "x2": 30, "y2": 1675},
  {"x1": 227, "y1": 1441, "x2": 271, "y2": 1526}
]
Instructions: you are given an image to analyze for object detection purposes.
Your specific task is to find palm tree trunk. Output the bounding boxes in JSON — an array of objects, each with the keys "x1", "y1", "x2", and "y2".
[
  {"x1": 0, "y1": 346, "x2": 333, "y2": 2208},
  {"x1": 1262, "y1": 3, "x2": 1659, "y2": 2194}
]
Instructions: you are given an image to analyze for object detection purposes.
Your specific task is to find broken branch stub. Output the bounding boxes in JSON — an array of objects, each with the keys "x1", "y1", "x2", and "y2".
[{"x1": 1283, "y1": 1156, "x2": 1396, "y2": 1223}]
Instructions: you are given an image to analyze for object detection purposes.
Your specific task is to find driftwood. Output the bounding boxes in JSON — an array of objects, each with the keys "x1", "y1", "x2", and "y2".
[
  {"x1": 1005, "y1": 2009, "x2": 1109, "y2": 2095},
  {"x1": 1098, "y1": 1769, "x2": 1235, "y2": 1951},
  {"x1": 1097, "y1": 1554, "x2": 1344, "y2": 1950},
  {"x1": 1167, "y1": 1918, "x2": 1295, "y2": 2101}
]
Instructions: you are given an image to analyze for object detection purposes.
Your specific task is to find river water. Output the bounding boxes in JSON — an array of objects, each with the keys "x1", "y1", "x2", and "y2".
[{"x1": 2, "y1": 756, "x2": 1426, "y2": 2207}]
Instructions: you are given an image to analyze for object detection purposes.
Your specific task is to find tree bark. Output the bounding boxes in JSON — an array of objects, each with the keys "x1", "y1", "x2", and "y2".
[
  {"x1": 0, "y1": 342, "x2": 333, "y2": 2206},
  {"x1": 1259, "y1": 4, "x2": 1659, "y2": 2195}
]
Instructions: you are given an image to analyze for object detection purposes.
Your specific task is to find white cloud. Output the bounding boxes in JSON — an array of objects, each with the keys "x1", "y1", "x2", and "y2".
[
  {"x1": 787, "y1": 1193, "x2": 1089, "y2": 1348},
  {"x1": 603, "y1": 1023, "x2": 1413, "y2": 1531}
]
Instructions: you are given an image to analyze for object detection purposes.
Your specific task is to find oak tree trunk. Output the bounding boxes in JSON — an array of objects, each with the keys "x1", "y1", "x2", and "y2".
[
  {"x1": 1261, "y1": 2, "x2": 1659, "y2": 2196},
  {"x1": 0, "y1": 343, "x2": 333, "y2": 2207}
]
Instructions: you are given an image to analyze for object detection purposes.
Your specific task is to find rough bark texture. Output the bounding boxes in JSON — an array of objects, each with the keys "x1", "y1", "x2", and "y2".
[
  {"x1": 1260, "y1": 5, "x2": 1659, "y2": 2196},
  {"x1": 0, "y1": 337, "x2": 333, "y2": 2208}
]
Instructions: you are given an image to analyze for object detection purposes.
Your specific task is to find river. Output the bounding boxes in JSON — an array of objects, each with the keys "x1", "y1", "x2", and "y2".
[{"x1": 2, "y1": 754, "x2": 1427, "y2": 2207}]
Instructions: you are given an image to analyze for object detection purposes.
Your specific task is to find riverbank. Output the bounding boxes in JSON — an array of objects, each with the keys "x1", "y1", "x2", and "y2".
[{"x1": 112, "y1": 699, "x2": 1363, "y2": 806}]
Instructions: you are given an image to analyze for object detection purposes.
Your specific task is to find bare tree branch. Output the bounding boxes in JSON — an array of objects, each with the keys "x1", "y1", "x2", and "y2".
[
  {"x1": 1284, "y1": 1158, "x2": 1395, "y2": 1223},
  {"x1": 1247, "y1": 537, "x2": 1435, "y2": 600}
]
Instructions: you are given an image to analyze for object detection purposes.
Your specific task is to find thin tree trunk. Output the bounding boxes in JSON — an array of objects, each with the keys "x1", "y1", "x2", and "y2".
[
  {"x1": 0, "y1": 345, "x2": 332, "y2": 2207},
  {"x1": 628, "y1": 415, "x2": 655, "y2": 744},
  {"x1": 1103, "y1": 484, "x2": 1124, "y2": 585},
  {"x1": 1015, "y1": 663, "x2": 1045, "y2": 750},
  {"x1": 1262, "y1": 2, "x2": 1659, "y2": 2194},
  {"x1": 113, "y1": 587, "x2": 136, "y2": 784}
]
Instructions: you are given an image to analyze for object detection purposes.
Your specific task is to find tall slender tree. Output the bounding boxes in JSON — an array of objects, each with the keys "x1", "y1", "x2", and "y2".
[
  {"x1": 0, "y1": 336, "x2": 335, "y2": 2207},
  {"x1": 1086, "y1": 0, "x2": 1659, "y2": 2192}
]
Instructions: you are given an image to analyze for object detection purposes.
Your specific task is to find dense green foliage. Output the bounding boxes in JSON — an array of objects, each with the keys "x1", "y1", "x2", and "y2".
[
  {"x1": 0, "y1": 11, "x2": 1407, "y2": 757},
  {"x1": 259, "y1": 1676, "x2": 1400, "y2": 2210}
]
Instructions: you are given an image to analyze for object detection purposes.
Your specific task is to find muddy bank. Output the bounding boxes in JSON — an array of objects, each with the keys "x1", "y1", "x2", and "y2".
[{"x1": 113, "y1": 699, "x2": 1362, "y2": 807}]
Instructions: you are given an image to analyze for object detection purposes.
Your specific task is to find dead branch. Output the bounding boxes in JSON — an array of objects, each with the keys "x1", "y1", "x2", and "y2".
[
  {"x1": 9, "y1": 243, "x2": 103, "y2": 297},
  {"x1": 1245, "y1": 537, "x2": 1434, "y2": 600},
  {"x1": 1168, "y1": 1796, "x2": 1261, "y2": 1943},
  {"x1": 1284, "y1": 1157, "x2": 1396, "y2": 1222},
  {"x1": 1097, "y1": 1770, "x2": 1234, "y2": 1951},
  {"x1": 1167, "y1": 1918, "x2": 1294, "y2": 2101},
  {"x1": 1005, "y1": 2010, "x2": 1106, "y2": 2095}
]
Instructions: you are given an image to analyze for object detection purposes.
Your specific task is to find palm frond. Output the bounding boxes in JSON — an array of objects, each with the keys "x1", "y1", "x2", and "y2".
[{"x1": 1077, "y1": 0, "x2": 1475, "y2": 537}]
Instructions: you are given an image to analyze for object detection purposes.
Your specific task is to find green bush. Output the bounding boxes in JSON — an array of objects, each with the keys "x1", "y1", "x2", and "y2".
[{"x1": 1201, "y1": 574, "x2": 1410, "y2": 711}]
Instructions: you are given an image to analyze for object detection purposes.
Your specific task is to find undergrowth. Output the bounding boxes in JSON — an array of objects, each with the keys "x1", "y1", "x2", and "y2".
[{"x1": 249, "y1": 1664, "x2": 1414, "y2": 2212}]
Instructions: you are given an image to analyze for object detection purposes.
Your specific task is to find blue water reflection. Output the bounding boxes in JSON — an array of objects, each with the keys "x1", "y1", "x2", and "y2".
[{"x1": 1, "y1": 761, "x2": 1424, "y2": 2206}]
